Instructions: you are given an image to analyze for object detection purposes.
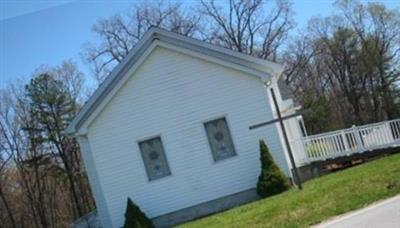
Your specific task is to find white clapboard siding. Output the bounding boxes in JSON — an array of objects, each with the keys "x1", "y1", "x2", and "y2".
[{"x1": 87, "y1": 47, "x2": 288, "y2": 228}]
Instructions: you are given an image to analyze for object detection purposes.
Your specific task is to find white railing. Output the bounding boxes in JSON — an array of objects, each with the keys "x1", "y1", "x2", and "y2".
[{"x1": 292, "y1": 118, "x2": 400, "y2": 163}]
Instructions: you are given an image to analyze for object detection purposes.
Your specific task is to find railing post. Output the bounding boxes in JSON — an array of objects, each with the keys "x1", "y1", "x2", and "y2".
[
  {"x1": 395, "y1": 120, "x2": 400, "y2": 141},
  {"x1": 293, "y1": 138, "x2": 310, "y2": 165},
  {"x1": 300, "y1": 139, "x2": 310, "y2": 164},
  {"x1": 341, "y1": 130, "x2": 349, "y2": 153},
  {"x1": 353, "y1": 125, "x2": 364, "y2": 153},
  {"x1": 384, "y1": 121, "x2": 394, "y2": 144}
]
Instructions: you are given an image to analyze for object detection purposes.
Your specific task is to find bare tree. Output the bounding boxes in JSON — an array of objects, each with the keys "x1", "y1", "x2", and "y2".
[
  {"x1": 283, "y1": 33, "x2": 317, "y2": 90},
  {"x1": 83, "y1": 0, "x2": 201, "y2": 84},
  {"x1": 337, "y1": 0, "x2": 400, "y2": 119},
  {"x1": 284, "y1": 0, "x2": 400, "y2": 132},
  {"x1": 0, "y1": 95, "x2": 17, "y2": 227},
  {"x1": 0, "y1": 82, "x2": 26, "y2": 228},
  {"x1": 84, "y1": 0, "x2": 294, "y2": 84},
  {"x1": 53, "y1": 61, "x2": 87, "y2": 103},
  {"x1": 0, "y1": 62, "x2": 93, "y2": 227},
  {"x1": 200, "y1": 0, "x2": 294, "y2": 61}
]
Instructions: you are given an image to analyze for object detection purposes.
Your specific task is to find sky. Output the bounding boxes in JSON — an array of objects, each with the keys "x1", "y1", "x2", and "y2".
[{"x1": 1, "y1": 0, "x2": 399, "y2": 88}]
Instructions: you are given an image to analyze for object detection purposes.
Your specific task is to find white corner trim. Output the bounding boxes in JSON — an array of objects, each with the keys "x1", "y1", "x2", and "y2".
[{"x1": 76, "y1": 135, "x2": 114, "y2": 228}]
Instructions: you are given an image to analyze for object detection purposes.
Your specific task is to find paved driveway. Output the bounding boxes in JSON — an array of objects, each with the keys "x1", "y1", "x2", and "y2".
[{"x1": 315, "y1": 195, "x2": 400, "y2": 228}]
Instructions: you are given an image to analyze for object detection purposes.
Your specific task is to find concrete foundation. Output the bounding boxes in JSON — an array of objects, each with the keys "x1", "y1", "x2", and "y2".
[{"x1": 152, "y1": 189, "x2": 259, "y2": 227}]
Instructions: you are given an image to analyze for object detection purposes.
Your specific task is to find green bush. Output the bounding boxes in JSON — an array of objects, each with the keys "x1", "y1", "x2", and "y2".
[
  {"x1": 256, "y1": 140, "x2": 290, "y2": 198},
  {"x1": 123, "y1": 198, "x2": 154, "y2": 228}
]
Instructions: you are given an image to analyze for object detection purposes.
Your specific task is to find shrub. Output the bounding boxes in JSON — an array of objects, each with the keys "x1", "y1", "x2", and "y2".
[
  {"x1": 256, "y1": 140, "x2": 290, "y2": 198},
  {"x1": 123, "y1": 198, "x2": 154, "y2": 228}
]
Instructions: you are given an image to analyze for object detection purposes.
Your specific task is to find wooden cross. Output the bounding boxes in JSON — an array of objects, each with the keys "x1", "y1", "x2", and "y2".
[{"x1": 249, "y1": 88, "x2": 303, "y2": 189}]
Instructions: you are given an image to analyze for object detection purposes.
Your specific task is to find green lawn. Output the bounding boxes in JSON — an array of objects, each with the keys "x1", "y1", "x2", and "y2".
[{"x1": 180, "y1": 153, "x2": 400, "y2": 228}]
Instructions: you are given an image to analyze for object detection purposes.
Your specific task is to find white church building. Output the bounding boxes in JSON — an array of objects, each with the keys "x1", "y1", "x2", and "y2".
[{"x1": 67, "y1": 27, "x2": 306, "y2": 228}]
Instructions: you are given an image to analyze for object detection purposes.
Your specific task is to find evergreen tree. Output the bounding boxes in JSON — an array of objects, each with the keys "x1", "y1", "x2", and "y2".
[
  {"x1": 23, "y1": 73, "x2": 90, "y2": 217},
  {"x1": 256, "y1": 140, "x2": 290, "y2": 198},
  {"x1": 123, "y1": 198, "x2": 154, "y2": 228}
]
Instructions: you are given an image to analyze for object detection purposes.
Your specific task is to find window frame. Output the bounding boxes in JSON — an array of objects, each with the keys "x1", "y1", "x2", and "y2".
[
  {"x1": 138, "y1": 135, "x2": 171, "y2": 181},
  {"x1": 203, "y1": 116, "x2": 237, "y2": 162}
]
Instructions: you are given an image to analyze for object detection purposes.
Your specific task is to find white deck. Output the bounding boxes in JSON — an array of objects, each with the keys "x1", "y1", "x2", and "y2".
[{"x1": 292, "y1": 119, "x2": 400, "y2": 164}]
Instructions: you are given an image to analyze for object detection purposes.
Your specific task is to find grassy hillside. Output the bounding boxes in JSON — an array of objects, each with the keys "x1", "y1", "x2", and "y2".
[{"x1": 180, "y1": 153, "x2": 400, "y2": 228}]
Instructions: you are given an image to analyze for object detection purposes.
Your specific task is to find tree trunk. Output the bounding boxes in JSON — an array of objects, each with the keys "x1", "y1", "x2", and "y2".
[{"x1": 0, "y1": 186, "x2": 17, "y2": 228}]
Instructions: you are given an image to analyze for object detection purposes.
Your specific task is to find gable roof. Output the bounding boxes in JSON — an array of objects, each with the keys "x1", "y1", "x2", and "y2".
[{"x1": 66, "y1": 27, "x2": 285, "y2": 135}]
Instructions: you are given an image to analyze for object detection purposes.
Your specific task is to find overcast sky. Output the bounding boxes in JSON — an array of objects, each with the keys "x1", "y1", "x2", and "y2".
[{"x1": 1, "y1": 0, "x2": 399, "y2": 88}]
